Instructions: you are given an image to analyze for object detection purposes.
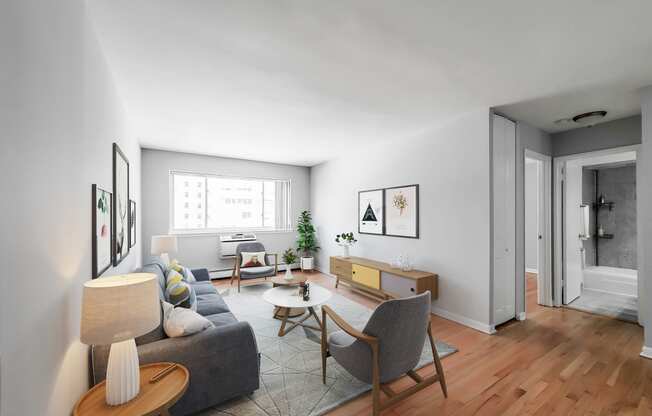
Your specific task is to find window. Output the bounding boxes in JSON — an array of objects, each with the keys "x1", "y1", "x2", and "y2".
[{"x1": 171, "y1": 172, "x2": 291, "y2": 232}]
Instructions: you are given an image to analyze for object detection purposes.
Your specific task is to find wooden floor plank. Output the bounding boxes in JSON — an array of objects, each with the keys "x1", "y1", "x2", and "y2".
[{"x1": 213, "y1": 272, "x2": 649, "y2": 415}]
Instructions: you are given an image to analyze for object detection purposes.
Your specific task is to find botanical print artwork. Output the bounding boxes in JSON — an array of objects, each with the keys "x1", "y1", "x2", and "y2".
[
  {"x1": 92, "y1": 185, "x2": 112, "y2": 278},
  {"x1": 359, "y1": 189, "x2": 384, "y2": 235},
  {"x1": 129, "y1": 200, "x2": 136, "y2": 248},
  {"x1": 113, "y1": 143, "x2": 130, "y2": 265},
  {"x1": 385, "y1": 185, "x2": 419, "y2": 238}
]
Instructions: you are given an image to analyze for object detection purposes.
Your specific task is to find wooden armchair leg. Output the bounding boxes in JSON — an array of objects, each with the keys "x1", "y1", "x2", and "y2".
[
  {"x1": 371, "y1": 343, "x2": 381, "y2": 416},
  {"x1": 237, "y1": 276, "x2": 241, "y2": 293},
  {"x1": 428, "y1": 325, "x2": 447, "y2": 398}
]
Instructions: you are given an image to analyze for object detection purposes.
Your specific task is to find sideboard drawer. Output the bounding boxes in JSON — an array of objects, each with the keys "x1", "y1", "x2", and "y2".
[
  {"x1": 330, "y1": 257, "x2": 352, "y2": 279},
  {"x1": 381, "y1": 272, "x2": 417, "y2": 298},
  {"x1": 352, "y1": 264, "x2": 380, "y2": 289}
]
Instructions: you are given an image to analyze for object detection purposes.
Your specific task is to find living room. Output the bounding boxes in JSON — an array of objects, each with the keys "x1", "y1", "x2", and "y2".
[{"x1": 4, "y1": 1, "x2": 652, "y2": 415}]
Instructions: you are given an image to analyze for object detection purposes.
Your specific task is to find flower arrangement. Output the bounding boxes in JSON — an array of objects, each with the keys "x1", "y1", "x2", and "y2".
[
  {"x1": 393, "y1": 192, "x2": 408, "y2": 215},
  {"x1": 335, "y1": 232, "x2": 357, "y2": 258}
]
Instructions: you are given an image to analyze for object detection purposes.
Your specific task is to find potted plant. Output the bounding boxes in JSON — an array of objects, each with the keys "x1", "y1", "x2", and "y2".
[
  {"x1": 282, "y1": 248, "x2": 298, "y2": 280},
  {"x1": 335, "y1": 232, "x2": 357, "y2": 258},
  {"x1": 296, "y1": 210, "x2": 319, "y2": 271}
]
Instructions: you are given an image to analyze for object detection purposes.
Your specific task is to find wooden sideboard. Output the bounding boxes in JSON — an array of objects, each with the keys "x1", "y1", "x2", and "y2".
[{"x1": 329, "y1": 256, "x2": 438, "y2": 301}]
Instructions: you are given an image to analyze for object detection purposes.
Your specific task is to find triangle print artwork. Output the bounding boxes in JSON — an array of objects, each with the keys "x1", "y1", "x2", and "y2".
[{"x1": 362, "y1": 203, "x2": 378, "y2": 222}]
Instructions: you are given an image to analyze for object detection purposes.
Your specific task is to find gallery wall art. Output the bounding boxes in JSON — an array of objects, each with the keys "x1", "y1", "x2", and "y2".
[
  {"x1": 358, "y1": 188, "x2": 384, "y2": 235},
  {"x1": 357, "y1": 184, "x2": 419, "y2": 239},
  {"x1": 385, "y1": 184, "x2": 419, "y2": 238},
  {"x1": 112, "y1": 142, "x2": 130, "y2": 265},
  {"x1": 92, "y1": 184, "x2": 112, "y2": 278},
  {"x1": 129, "y1": 200, "x2": 136, "y2": 248}
]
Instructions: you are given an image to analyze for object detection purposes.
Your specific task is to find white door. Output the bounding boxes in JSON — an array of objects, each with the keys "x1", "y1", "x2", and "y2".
[
  {"x1": 493, "y1": 115, "x2": 516, "y2": 325},
  {"x1": 563, "y1": 162, "x2": 584, "y2": 304}
]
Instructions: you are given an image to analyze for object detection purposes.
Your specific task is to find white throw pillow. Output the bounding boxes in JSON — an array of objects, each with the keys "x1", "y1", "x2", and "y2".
[
  {"x1": 241, "y1": 251, "x2": 267, "y2": 267},
  {"x1": 162, "y1": 301, "x2": 213, "y2": 338},
  {"x1": 182, "y1": 267, "x2": 196, "y2": 282}
]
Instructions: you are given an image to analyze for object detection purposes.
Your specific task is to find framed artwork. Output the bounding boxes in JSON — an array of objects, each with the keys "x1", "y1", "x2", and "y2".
[
  {"x1": 385, "y1": 184, "x2": 419, "y2": 238},
  {"x1": 358, "y1": 188, "x2": 384, "y2": 235},
  {"x1": 129, "y1": 200, "x2": 136, "y2": 248},
  {"x1": 112, "y1": 142, "x2": 130, "y2": 266},
  {"x1": 92, "y1": 184, "x2": 112, "y2": 278}
]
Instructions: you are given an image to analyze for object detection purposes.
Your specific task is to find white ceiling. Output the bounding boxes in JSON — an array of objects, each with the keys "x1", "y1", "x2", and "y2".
[{"x1": 89, "y1": 1, "x2": 652, "y2": 166}]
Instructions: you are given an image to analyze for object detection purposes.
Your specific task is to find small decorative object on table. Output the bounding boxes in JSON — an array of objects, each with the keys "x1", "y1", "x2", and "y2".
[
  {"x1": 392, "y1": 254, "x2": 414, "y2": 272},
  {"x1": 297, "y1": 210, "x2": 320, "y2": 271},
  {"x1": 335, "y1": 232, "x2": 357, "y2": 258},
  {"x1": 300, "y1": 282, "x2": 311, "y2": 301},
  {"x1": 282, "y1": 248, "x2": 298, "y2": 281}
]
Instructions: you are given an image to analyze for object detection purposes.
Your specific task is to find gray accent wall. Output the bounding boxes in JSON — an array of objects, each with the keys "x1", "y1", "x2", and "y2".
[
  {"x1": 1, "y1": 2, "x2": 142, "y2": 415},
  {"x1": 552, "y1": 115, "x2": 641, "y2": 157},
  {"x1": 594, "y1": 165, "x2": 637, "y2": 269},
  {"x1": 141, "y1": 149, "x2": 310, "y2": 273}
]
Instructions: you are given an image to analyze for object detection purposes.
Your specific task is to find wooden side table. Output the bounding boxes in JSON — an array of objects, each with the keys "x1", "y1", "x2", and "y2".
[{"x1": 73, "y1": 362, "x2": 189, "y2": 416}]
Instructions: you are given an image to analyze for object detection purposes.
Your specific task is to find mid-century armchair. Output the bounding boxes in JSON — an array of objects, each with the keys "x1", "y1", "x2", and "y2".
[
  {"x1": 230, "y1": 242, "x2": 278, "y2": 292},
  {"x1": 321, "y1": 292, "x2": 447, "y2": 416}
]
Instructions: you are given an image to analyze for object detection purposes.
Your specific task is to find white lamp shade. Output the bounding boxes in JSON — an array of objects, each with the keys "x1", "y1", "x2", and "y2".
[
  {"x1": 151, "y1": 235, "x2": 178, "y2": 255},
  {"x1": 80, "y1": 273, "x2": 160, "y2": 345}
]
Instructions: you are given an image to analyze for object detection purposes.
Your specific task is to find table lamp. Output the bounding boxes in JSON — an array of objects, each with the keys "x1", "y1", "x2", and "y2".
[
  {"x1": 81, "y1": 273, "x2": 160, "y2": 406},
  {"x1": 151, "y1": 235, "x2": 178, "y2": 266}
]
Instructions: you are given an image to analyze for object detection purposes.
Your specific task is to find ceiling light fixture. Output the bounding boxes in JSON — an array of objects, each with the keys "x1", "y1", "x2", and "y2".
[{"x1": 572, "y1": 110, "x2": 607, "y2": 126}]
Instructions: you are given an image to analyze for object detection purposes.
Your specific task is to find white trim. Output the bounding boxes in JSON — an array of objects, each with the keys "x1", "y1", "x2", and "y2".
[
  {"x1": 431, "y1": 306, "x2": 496, "y2": 335},
  {"x1": 517, "y1": 312, "x2": 526, "y2": 321},
  {"x1": 641, "y1": 346, "x2": 652, "y2": 360},
  {"x1": 553, "y1": 145, "x2": 638, "y2": 307},
  {"x1": 525, "y1": 268, "x2": 539, "y2": 274}
]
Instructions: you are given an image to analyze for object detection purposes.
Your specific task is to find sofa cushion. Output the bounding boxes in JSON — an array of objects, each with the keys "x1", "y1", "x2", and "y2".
[
  {"x1": 191, "y1": 281, "x2": 218, "y2": 296},
  {"x1": 206, "y1": 312, "x2": 239, "y2": 327},
  {"x1": 196, "y1": 293, "x2": 231, "y2": 316},
  {"x1": 240, "y1": 265, "x2": 275, "y2": 278},
  {"x1": 135, "y1": 301, "x2": 166, "y2": 345}
]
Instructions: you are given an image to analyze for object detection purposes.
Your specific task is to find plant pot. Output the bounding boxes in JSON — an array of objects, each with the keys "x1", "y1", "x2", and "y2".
[
  {"x1": 301, "y1": 257, "x2": 314, "y2": 271},
  {"x1": 284, "y1": 267, "x2": 294, "y2": 281}
]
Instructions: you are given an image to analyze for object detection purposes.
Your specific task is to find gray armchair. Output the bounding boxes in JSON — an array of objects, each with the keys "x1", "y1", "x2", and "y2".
[
  {"x1": 321, "y1": 292, "x2": 447, "y2": 416},
  {"x1": 231, "y1": 242, "x2": 278, "y2": 292}
]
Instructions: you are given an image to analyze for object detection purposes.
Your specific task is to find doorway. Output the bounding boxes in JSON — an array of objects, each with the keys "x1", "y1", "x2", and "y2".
[{"x1": 553, "y1": 146, "x2": 638, "y2": 322}]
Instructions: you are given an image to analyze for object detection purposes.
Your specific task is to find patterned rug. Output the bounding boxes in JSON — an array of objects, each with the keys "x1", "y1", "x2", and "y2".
[{"x1": 197, "y1": 283, "x2": 457, "y2": 416}]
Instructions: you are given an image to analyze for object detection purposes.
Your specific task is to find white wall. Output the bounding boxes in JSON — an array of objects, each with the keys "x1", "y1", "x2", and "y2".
[
  {"x1": 640, "y1": 87, "x2": 652, "y2": 350},
  {"x1": 141, "y1": 149, "x2": 310, "y2": 272},
  {"x1": 525, "y1": 160, "x2": 539, "y2": 271},
  {"x1": 1, "y1": 1, "x2": 141, "y2": 414},
  {"x1": 311, "y1": 109, "x2": 493, "y2": 332}
]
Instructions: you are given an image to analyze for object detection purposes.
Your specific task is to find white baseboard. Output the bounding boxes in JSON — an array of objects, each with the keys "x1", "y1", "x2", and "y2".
[
  {"x1": 431, "y1": 306, "x2": 496, "y2": 334},
  {"x1": 640, "y1": 346, "x2": 652, "y2": 360},
  {"x1": 526, "y1": 268, "x2": 539, "y2": 274}
]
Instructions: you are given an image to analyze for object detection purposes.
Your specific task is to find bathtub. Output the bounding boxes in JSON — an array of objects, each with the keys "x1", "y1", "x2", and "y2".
[{"x1": 583, "y1": 266, "x2": 637, "y2": 297}]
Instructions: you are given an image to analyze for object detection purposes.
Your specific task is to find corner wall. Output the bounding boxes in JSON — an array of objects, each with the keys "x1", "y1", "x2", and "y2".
[
  {"x1": 310, "y1": 109, "x2": 493, "y2": 332},
  {"x1": 639, "y1": 87, "x2": 652, "y2": 350},
  {"x1": 1, "y1": 1, "x2": 141, "y2": 414}
]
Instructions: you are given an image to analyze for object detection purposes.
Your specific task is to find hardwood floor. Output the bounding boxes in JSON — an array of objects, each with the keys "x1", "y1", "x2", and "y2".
[{"x1": 213, "y1": 271, "x2": 650, "y2": 415}]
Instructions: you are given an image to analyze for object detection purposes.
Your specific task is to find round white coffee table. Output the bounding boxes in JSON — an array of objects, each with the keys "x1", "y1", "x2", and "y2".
[{"x1": 262, "y1": 284, "x2": 332, "y2": 337}]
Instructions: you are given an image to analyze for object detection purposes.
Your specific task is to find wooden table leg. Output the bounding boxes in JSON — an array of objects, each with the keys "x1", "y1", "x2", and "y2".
[
  {"x1": 278, "y1": 307, "x2": 290, "y2": 337},
  {"x1": 309, "y1": 307, "x2": 323, "y2": 329}
]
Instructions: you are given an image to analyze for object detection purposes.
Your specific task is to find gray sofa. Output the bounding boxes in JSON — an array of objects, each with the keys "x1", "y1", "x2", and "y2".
[{"x1": 91, "y1": 257, "x2": 260, "y2": 415}]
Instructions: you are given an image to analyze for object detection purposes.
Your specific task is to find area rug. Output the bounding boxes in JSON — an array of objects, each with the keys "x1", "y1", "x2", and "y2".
[{"x1": 197, "y1": 283, "x2": 457, "y2": 416}]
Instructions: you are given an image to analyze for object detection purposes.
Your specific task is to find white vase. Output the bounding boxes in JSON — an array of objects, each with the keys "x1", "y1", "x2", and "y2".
[
  {"x1": 284, "y1": 267, "x2": 294, "y2": 281},
  {"x1": 341, "y1": 244, "x2": 350, "y2": 258}
]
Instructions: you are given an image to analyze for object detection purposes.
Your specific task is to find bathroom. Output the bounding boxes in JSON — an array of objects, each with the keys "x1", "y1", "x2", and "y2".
[{"x1": 570, "y1": 161, "x2": 638, "y2": 322}]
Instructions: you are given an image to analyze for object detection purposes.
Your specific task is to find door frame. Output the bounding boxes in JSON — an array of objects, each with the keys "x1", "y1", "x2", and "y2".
[
  {"x1": 524, "y1": 149, "x2": 553, "y2": 309},
  {"x1": 553, "y1": 145, "x2": 639, "y2": 307}
]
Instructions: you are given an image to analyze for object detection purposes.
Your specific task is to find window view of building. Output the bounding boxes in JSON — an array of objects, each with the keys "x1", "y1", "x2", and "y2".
[{"x1": 171, "y1": 172, "x2": 290, "y2": 232}]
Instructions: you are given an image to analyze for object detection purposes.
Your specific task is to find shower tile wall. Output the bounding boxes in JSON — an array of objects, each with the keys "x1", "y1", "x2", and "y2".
[
  {"x1": 582, "y1": 168, "x2": 596, "y2": 266},
  {"x1": 596, "y1": 165, "x2": 637, "y2": 269}
]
